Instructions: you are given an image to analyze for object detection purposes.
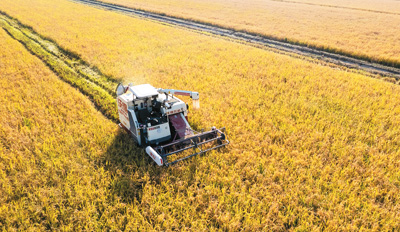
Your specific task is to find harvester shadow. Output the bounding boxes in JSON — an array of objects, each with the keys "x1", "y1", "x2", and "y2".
[
  {"x1": 100, "y1": 131, "x2": 163, "y2": 204},
  {"x1": 100, "y1": 127, "x2": 231, "y2": 204}
]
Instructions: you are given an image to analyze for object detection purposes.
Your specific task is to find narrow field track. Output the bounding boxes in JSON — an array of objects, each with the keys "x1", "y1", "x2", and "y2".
[
  {"x1": 270, "y1": 0, "x2": 400, "y2": 16},
  {"x1": 0, "y1": 13, "x2": 119, "y2": 121},
  {"x1": 70, "y1": 0, "x2": 400, "y2": 80}
]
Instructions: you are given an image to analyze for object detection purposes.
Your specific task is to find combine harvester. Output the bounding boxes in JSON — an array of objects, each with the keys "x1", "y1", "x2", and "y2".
[{"x1": 116, "y1": 83, "x2": 229, "y2": 166}]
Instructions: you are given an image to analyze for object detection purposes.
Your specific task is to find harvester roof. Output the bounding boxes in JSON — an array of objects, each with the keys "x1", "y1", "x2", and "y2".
[{"x1": 130, "y1": 84, "x2": 158, "y2": 98}]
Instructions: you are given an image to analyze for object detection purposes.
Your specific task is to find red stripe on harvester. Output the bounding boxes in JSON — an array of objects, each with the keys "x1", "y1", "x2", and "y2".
[{"x1": 175, "y1": 92, "x2": 190, "y2": 96}]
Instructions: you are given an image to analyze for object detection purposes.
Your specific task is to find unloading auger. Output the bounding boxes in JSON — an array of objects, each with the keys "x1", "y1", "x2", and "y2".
[{"x1": 116, "y1": 83, "x2": 229, "y2": 166}]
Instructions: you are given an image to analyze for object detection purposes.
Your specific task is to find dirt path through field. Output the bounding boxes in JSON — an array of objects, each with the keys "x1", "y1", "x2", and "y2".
[{"x1": 70, "y1": 0, "x2": 400, "y2": 80}]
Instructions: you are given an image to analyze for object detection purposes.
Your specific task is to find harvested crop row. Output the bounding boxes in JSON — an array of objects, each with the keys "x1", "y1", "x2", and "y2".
[
  {"x1": 2, "y1": 0, "x2": 400, "y2": 230},
  {"x1": 0, "y1": 14, "x2": 118, "y2": 121}
]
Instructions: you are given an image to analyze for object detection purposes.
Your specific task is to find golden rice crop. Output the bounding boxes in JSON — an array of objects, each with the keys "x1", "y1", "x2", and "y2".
[
  {"x1": 97, "y1": 0, "x2": 400, "y2": 67},
  {"x1": 0, "y1": 14, "x2": 119, "y2": 121},
  {"x1": 0, "y1": 28, "x2": 125, "y2": 230},
  {"x1": 1, "y1": 0, "x2": 400, "y2": 230}
]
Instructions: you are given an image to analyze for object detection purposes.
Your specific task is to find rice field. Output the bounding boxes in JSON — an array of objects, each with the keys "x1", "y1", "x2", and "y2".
[
  {"x1": 1, "y1": 0, "x2": 400, "y2": 230},
  {"x1": 97, "y1": 0, "x2": 400, "y2": 67}
]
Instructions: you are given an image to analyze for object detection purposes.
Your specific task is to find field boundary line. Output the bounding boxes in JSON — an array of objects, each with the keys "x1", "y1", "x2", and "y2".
[
  {"x1": 0, "y1": 12, "x2": 119, "y2": 122},
  {"x1": 70, "y1": 0, "x2": 400, "y2": 80}
]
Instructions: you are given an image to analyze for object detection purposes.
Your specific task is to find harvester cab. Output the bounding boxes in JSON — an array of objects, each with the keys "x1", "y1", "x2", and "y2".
[{"x1": 116, "y1": 83, "x2": 229, "y2": 166}]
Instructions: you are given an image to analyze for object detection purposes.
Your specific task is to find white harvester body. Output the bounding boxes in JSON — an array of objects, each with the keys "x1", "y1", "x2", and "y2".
[{"x1": 116, "y1": 83, "x2": 228, "y2": 166}]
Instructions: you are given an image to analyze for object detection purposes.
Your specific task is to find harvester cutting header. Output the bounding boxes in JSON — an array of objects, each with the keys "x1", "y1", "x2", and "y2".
[{"x1": 116, "y1": 83, "x2": 229, "y2": 166}]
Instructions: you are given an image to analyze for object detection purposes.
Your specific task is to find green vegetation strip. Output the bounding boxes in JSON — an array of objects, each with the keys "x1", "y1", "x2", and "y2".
[
  {"x1": 1, "y1": 12, "x2": 119, "y2": 95},
  {"x1": 0, "y1": 13, "x2": 119, "y2": 122}
]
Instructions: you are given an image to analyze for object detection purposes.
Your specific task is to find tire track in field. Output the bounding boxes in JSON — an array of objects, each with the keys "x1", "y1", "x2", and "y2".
[
  {"x1": 270, "y1": 0, "x2": 400, "y2": 16},
  {"x1": 1, "y1": 14, "x2": 118, "y2": 96},
  {"x1": 0, "y1": 12, "x2": 119, "y2": 122},
  {"x1": 71, "y1": 0, "x2": 400, "y2": 80}
]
